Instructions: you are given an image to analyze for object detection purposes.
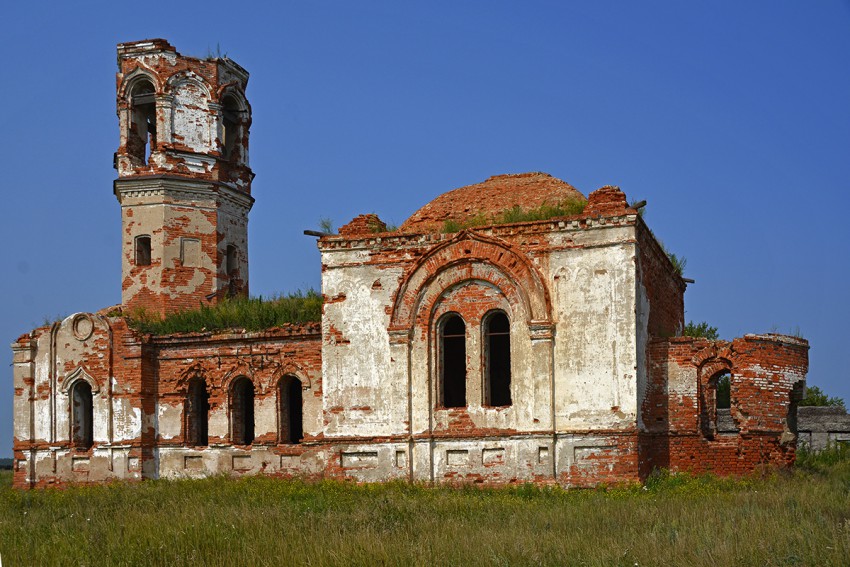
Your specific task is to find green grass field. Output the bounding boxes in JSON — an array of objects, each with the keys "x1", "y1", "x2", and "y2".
[{"x1": 1, "y1": 455, "x2": 848, "y2": 566}]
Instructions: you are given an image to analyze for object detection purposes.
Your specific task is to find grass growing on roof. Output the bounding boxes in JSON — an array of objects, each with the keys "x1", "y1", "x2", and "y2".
[
  {"x1": 127, "y1": 290, "x2": 322, "y2": 335},
  {"x1": 657, "y1": 239, "x2": 687, "y2": 276},
  {"x1": 442, "y1": 198, "x2": 586, "y2": 233}
]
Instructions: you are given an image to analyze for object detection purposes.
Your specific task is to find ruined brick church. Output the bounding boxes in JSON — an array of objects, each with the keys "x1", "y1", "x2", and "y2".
[{"x1": 11, "y1": 40, "x2": 809, "y2": 488}]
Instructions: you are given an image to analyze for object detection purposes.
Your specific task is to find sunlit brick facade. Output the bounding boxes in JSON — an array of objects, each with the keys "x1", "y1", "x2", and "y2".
[{"x1": 10, "y1": 40, "x2": 808, "y2": 488}]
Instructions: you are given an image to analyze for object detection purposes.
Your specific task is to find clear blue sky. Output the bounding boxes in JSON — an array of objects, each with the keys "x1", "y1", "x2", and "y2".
[{"x1": 2, "y1": 2, "x2": 848, "y2": 457}]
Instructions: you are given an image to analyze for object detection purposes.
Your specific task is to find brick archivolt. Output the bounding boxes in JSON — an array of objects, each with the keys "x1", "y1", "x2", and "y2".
[
  {"x1": 389, "y1": 231, "x2": 551, "y2": 331},
  {"x1": 117, "y1": 66, "x2": 161, "y2": 101},
  {"x1": 176, "y1": 357, "x2": 312, "y2": 394}
]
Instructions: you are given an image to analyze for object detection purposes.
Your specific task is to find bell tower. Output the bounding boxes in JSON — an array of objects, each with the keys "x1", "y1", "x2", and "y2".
[{"x1": 113, "y1": 39, "x2": 254, "y2": 315}]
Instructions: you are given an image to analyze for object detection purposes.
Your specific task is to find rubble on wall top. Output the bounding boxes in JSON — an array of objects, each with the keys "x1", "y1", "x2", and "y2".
[
  {"x1": 338, "y1": 214, "x2": 387, "y2": 237},
  {"x1": 146, "y1": 321, "x2": 322, "y2": 343},
  {"x1": 584, "y1": 185, "x2": 629, "y2": 217},
  {"x1": 117, "y1": 38, "x2": 176, "y2": 54}
]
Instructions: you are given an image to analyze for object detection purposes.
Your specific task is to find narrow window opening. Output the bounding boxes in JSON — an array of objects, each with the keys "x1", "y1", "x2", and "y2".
[
  {"x1": 279, "y1": 375, "x2": 304, "y2": 444},
  {"x1": 230, "y1": 377, "x2": 254, "y2": 445},
  {"x1": 128, "y1": 80, "x2": 156, "y2": 165},
  {"x1": 485, "y1": 311, "x2": 512, "y2": 407},
  {"x1": 71, "y1": 381, "x2": 93, "y2": 450},
  {"x1": 441, "y1": 315, "x2": 467, "y2": 408},
  {"x1": 714, "y1": 371, "x2": 737, "y2": 433},
  {"x1": 226, "y1": 245, "x2": 237, "y2": 275},
  {"x1": 786, "y1": 381, "x2": 805, "y2": 435},
  {"x1": 716, "y1": 372, "x2": 731, "y2": 409},
  {"x1": 186, "y1": 378, "x2": 209, "y2": 447},
  {"x1": 226, "y1": 244, "x2": 238, "y2": 297},
  {"x1": 221, "y1": 96, "x2": 240, "y2": 160},
  {"x1": 135, "y1": 235, "x2": 151, "y2": 266}
]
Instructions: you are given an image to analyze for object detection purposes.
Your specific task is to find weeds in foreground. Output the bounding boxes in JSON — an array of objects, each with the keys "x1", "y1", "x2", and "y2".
[
  {"x1": 1, "y1": 460, "x2": 849, "y2": 566},
  {"x1": 796, "y1": 441, "x2": 850, "y2": 472},
  {"x1": 126, "y1": 290, "x2": 322, "y2": 335}
]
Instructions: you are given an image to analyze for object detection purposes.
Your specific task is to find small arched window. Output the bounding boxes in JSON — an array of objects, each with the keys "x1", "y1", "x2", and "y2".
[
  {"x1": 135, "y1": 235, "x2": 152, "y2": 266},
  {"x1": 71, "y1": 381, "x2": 93, "y2": 450},
  {"x1": 484, "y1": 311, "x2": 512, "y2": 407},
  {"x1": 128, "y1": 80, "x2": 156, "y2": 165},
  {"x1": 278, "y1": 375, "x2": 303, "y2": 444},
  {"x1": 185, "y1": 378, "x2": 209, "y2": 447},
  {"x1": 440, "y1": 314, "x2": 467, "y2": 408},
  {"x1": 230, "y1": 377, "x2": 255, "y2": 445}
]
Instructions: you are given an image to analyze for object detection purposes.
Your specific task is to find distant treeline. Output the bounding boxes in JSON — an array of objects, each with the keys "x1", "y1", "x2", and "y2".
[{"x1": 0, "y1": 458, "x2": 12, "y2": 470}]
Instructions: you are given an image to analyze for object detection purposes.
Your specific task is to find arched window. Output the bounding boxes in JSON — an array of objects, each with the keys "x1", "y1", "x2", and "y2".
[
  {"x1": 713, "y1": 371, "x2": 737, "y2": 433},
  {"x1": 185, "y1": 378, "x2": 209, "y2": 447},
  {"x1": 716, "y1": 371, "x2": 731, "y2": 410},
  {"x1": 135, "y1": 235, "x2": 152, "y2": 266},
  {"x1": 484, "y1": 311, "x2": 512, "y2": 407},
  {"x1": 128, "y1": 80, "x2": 156, "y2": 165},
  {"x1": 440, "y1": 314, "x2": 467, "y2": 408},
  {"x1": 71, "y1": 381, "x2": 93, "y2": 450},
  {"x1": 278, "y1": 375, "x2": 303, "y2": 444},
  {"x1": 230, "y1": 377, "x2": 255, "y2": 445},
  {"x1": 221, "y1": 95, "x2": 241, "y2": 161}
]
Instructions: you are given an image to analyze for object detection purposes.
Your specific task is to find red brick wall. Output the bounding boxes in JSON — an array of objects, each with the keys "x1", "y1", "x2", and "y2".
[
  {"x1": 12, "y1": 318, "x2": 322, "y2": 488},
  {"x1": 636, "y1": 220, "x2": 686, "y2": 339},
  {"x1": 148, "y1": 324, "x2": 322, "y2": 448},
  {"x1": 640, "y1": 334, "x2": 808, "y2": 478}
]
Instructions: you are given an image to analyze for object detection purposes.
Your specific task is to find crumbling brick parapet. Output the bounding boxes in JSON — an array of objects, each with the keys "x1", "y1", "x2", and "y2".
[{"x1": 338, "y1": 214, "x2": 387, "y2": 237}]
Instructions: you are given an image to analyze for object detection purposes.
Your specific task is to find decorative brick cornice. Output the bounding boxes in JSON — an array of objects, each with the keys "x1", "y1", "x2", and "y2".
[
  {"x1": 318, "y1": 214, "x2": 639, "y2": 252},
  {"x1": 113, "y1": 175, "x2": 254, "y2": 214}
]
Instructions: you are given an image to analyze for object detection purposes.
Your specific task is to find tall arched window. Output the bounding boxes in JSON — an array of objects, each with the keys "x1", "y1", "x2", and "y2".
[
  {"x1": 440, "y1": 314, "x2": 467, "y2": 408},
  {"x1": 484, "y1": 311, "x2": 512, "y2": 407},
  {"x1": 71, "y1": 381, "x2": 93, "y2": 450},
  {"x1": 230, "y1": 377, "x2": 255, "y2": 445},
  {"x1": 128, "y1": 80, "x2": 156, "y2": 165},
  {"x1": 185, "y1": 378, "x2": 209, "y2": 447},
  {"x1": 713, "y1": 371, "x2": 737, "y2": 433},
  {"x1": 278, "y1": 375, "x2": 303, "y2": 444},
  {"x1": 221, "y1": 95, "x2": 241, "y2": 161}
]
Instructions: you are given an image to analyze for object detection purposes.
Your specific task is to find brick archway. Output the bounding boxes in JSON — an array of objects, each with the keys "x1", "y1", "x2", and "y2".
[{"x1": 389, "y1": 231, "x2": 551, "y2": 331}]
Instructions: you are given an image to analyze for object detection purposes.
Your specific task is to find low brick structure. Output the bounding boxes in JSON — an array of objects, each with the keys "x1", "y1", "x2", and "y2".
[{"x1": 10, "y1": 40, "x2": 809, "y2": 488}]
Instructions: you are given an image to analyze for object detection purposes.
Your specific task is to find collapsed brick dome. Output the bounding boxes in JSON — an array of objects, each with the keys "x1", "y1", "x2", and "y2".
[{"x1": 400, "y1": 172, "x2": 586, "y2": 233}]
